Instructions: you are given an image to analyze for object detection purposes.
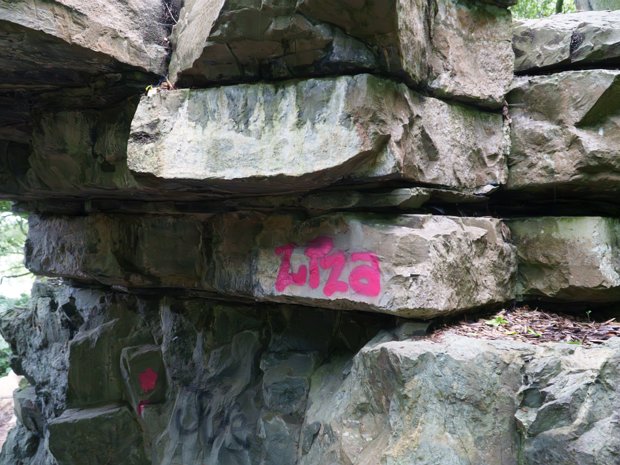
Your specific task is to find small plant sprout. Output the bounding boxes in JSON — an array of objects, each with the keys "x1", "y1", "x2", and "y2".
[
  {"x1": 526, "y1": 327, "x2": 542, "y2": 338},
  {"x1": 485, "y1": 315, "x2": 509, "y2": 327}
]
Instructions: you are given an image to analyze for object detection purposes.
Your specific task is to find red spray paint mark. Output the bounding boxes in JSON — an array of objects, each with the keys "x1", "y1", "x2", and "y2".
[
  {"x1": 137, "y1": 400, "x2": 150, "y2": 417},
  {"x1": 274, "y1": 236, "x2": 381, "y2": 298},
  {"x1": 138, "y1": 368, "x2": 158, "y2": 393}
]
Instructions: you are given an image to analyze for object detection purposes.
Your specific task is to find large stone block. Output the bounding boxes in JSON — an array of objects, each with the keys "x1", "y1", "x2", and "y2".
[
  {"x1": 516, "y1": 339, "x2": 620, "y2": 465},
  {"x1": 128, "y1": 75, "x2": 507, "y2": 193},
  {"x1": 507, "y1": 70, "x2": 620, "y2": 196},
  {"x1": 301, "y1": 334, "x2": 527, "y2": 465},
  {"x1": 302, "y1": 334, "x2": 620, "y2": 465},
  {"x1": 0, "y1": 1, "x2": 168, "y2": 145},
  {"x1": 575, "y1": 0, "x2": 620, "y2": 10},
  {"x1": 513, "y1": 11, "x2": 620, "y2": 73},
  {"x1": 509, "y1": 217, "x2": 620, "y2": 302},
  {"x1": 47, "y1": 405, "x2": 149, "y2": 465},
  {"x1": 169, "y1": 0, "x2": 513, "y2": 107},
  {"x1": 67, "y1": 312, "x2": 153, "y2": 408},
  {"x1": 26, "y1": 212, "x2": 516, "y2": 318},
  {"x1": 25, "y1": 102, "x2": 139, "y2": 196},
  {"x1": 0, "y1": 0, "x2": 168, "y2": 75}
]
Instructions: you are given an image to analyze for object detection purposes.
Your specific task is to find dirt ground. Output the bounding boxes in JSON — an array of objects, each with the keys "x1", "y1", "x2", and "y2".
[
  {"x1": 432, "y1": 306, "x2": 620, "y2": 345},
  {"x1": 0, "y1": 371, "x2": 20, "y2": 450}
]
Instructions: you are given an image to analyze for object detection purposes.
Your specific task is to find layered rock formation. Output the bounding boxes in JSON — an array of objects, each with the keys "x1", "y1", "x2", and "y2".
[
  {"x1": 0, "y1": 2, "x2": 619, "y2": 465},
  {"x1": 2, "y1": 281, "x2": 619, "y2": 465},
  {"x1": 169, "y1": 0, "x2": 514, "y2": 107}
]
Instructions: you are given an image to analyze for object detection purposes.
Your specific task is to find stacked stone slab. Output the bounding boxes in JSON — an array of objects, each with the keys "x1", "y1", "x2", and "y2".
[
  {"x1": 508, "y1": 10, "x2": 620, "y2": 306},
  {"x1": 0, "y1": 2, "x2": 619, "y2": 465}
]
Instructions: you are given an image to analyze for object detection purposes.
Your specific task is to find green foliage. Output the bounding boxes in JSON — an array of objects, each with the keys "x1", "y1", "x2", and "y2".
[
  {"x1": 0, "y1": 345, "x2": 11, "y2": 377},
  {"x1": 526, "y1": 327, "x2": 542, "y2": 337},
  {"x1": 0, "y1": 201, "x2": 26, "y2": 255},
  {"x1": 511, "y1": 0, "x2": 577, "y2": 18},
  {"x1": 485, "y1": 315, "x2": 509, "y2": 327},
  {"x1": 0, "y1": 201, "x2": 31, "y2": 284},
  {"x1": 0, "y1": 293, "x2": 29, "y2": 313}
]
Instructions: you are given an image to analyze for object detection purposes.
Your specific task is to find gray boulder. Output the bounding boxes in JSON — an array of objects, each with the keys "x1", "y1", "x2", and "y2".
[
  {"x1": 47, "y1": 405, "x2": 149, "y2": 465},
  {"x1": 507, "y1": 70, "x2": 620, "y2": 197},
  {"x1": 509, "y1": 217, "x2": 620, "y2": 301},
  {"x1": 514, "y1": 11, "x2": 620, "y2": 72},
  {"x1": 301, "y1": 334, "x2": 528, "y2": 465},
  {"x1": 0, "y1": 0, "x2": 168, "y2": 145},
  {"x1": 129, "y1": 75, "x2": 507, "y2": 193},
  {"x1": 517, "y1": 338, "x2": 620, "y2": 465},
  {"x1": 301, "y1": 334, "x2": 620, "y2": 465},
  {"x1": 0, "y1": 0, "x2": 168, "y2": 75}
]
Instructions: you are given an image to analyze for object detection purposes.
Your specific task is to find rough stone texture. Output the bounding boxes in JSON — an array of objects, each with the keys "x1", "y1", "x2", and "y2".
[
  {"x1": 303, "y1": 334, "x2": 620, "y2": 465},
  {"x1": 48, "y1": 405, "x2": 149, "y2": 465},
  {"x1": 0, "y1": 0, "x2": 168, "y2": 75},
  {"x1": 6, "y1": 2, "x2": 620, "y2": 464},
  {"x1": 516, "y1": 340, "x2": 620, "y2": 465},
  {"x1": 66, "y1": 310, "x2": 153, "y2": 408},
  {"x1": 509, "y1": 217, "x2": 620, "y2": 302},
  {"x1": 128, "y1": 75, "x2": 507, "y2": 193},
  {"x1": 169, "y1": 0, "x2": 514, "y2": 108},
  {"x1": 13, "y1": 387, "x2": 44, "y2": 437},
  {"x1": 2, "y1": 281, "x2": 619, "y2": 465},
  {"x1": 2, "y1": 75, "x2": 507, "y2": 202},
  {"x1": 576, "y1": 0, "x2": 620, "y2": 10},
  {"x1": 0, "y1": 281, "x2": 387, "y2": 465},
  {"x1": 302, "y1": 334, "x2": 527, "y2": 465},
  {"x1": 24, "y1": 101, "x2": 140, "y2": 197},
  {"x1": 0, "y1": 424, "x2": 51, "y2": 465},
  {"x1": 507, "y1": 70, "x2": 620, "y2": 197},
  {"x1": 0, "y1": 1, "x2": 168, "y2": 145},
  {"x1": 513, "y1": 11, "x2": 620, "y2": 72},
  {"x1": 26, "y1": 212, "x2": 517, "y2": 318}
]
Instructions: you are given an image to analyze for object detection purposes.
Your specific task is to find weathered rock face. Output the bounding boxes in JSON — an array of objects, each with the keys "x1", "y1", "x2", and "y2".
[
  {"x1": 303, "y1": 334, "x2": 527, "y2": 465},
  {"x1": 25, "y1": 102, "x2": 140, "y2": 197},
  {"x1": 169, "y1": 0, "x2": 514, "y2": 108},
  {"x1": 513, "y1": 11, "x2": 620, "y2": 73},
  {"x1": 506, "y1": 70, "x2": 620, "y2": 196},
  {"x1": 49, "y1": 405, "x2": 150, "y2": 465},
  {"x1": 516, "y1": 340, "x2": 620, "y2": 465},
  {"x1": 2, "y1": 282, "x2": 619, "y2": 465},
  {"x1": 0, "y1": 282, "x2": 387, "y2": 465},
  {"x1": 26, "y1": 212, "x2": 516, "y2": 318},
  {"x1": 0, "y1": 0, "x2": 169, "y2": 145},
  {"x1": 6, "y1": 3, "x2": 620, "y2": 465},
  {"x1": 575, "y1": 0, "x2": 620, "y2": 10},
  {"x1": 1, "y1": 0, "x2": 168, "y2": 75},
  {"x1": 509, "y1": 217, "x2": 620, "y2": 302},
  {"x1": 2, "y1": 76, "x2": 508, "y2": 202},
  {"x1": 128, "y1": 75, "x2": 508, "y2": 193}
]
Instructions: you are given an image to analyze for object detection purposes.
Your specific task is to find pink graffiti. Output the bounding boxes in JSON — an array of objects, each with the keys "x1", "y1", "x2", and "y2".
[
  {"x1": 275, "y1": 243, "x2": 307, "y2": 292},
  {"x1": 349, "y1": 252, "x2": 381, "y2": 297},
  {"x1": 274, "y1": 236, "x2": 381, "y2": 298},
  {"x1": 138, "y1": 368, "x2": 158, "y2": 393}
]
